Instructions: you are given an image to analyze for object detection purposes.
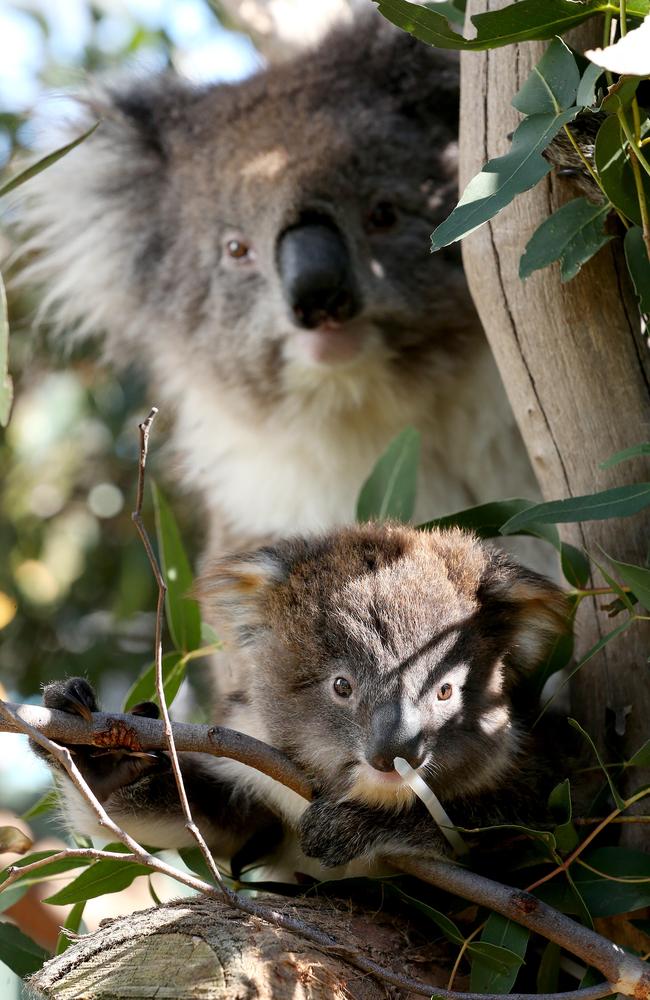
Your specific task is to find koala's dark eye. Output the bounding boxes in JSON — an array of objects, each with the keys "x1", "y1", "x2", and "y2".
[
  {"x1": 366, "y1": 200, "x2": 398, "y2": 232},
  {"x1": 226, "y1": 238, "x2": 250, "y2": 260},
  {"x1": 437, "y1": 683, "x2": 453, "y2": 702},
  {"x1": 333, "y1": 676, "x2": 353, "y2": 699}
]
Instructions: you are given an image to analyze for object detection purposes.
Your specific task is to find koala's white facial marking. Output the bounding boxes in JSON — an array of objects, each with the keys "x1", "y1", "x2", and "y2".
[{"x1": 241, "y1": 147, "x2": 289, "y2": 181}]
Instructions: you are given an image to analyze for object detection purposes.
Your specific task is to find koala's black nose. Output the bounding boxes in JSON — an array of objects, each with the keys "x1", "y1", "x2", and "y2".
[
  {"x1": 366, "y1": 701, "x2": 425, "y2": 773},
  {"x1": 277, "y1": 215, "x2": 361, "y2": 329}
]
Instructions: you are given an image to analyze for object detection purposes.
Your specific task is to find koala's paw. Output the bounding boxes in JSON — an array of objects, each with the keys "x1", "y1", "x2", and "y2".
[
  {"x1": 298, "y1": 799, "x2": 374, "y2": 868},
  {"x1": 42, "y1": 677, "x2": 99, "y2": 720}
]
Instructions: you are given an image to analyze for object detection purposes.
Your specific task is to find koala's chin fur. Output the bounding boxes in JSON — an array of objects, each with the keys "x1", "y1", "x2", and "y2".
[
  {"x1": 17, "y1": 12, "x2": 545, "y2": 567},
  {"x1": 37, "y1": 524, "x2": 569, "y2": 881}
]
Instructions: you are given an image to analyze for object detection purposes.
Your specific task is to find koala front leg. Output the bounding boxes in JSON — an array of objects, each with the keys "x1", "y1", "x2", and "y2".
[
  {"x1": 298, "y1": 797, "x2": 452, "y2": 868},
  {"x1": 33, "y1": 677, "x2": 282, "y2": 867}
]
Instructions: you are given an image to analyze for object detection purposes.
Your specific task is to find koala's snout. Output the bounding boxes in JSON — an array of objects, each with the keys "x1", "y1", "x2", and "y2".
[
  {"x1": 366, "y1": 701, "x2": 425, "y2": 773},
  {"x1": 277, "y1": 214, "x2": 361, "y2": 329}
]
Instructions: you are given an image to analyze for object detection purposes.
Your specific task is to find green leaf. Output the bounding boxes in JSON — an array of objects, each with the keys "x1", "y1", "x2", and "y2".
[
  {"x1": 600, "y1": 441, "x2": 650, "y2": 469},
  {"x1": 560, "y1": 544, "x2": 590, "y2": 588},
  {"x1": 576, "y1": 63, "x2": 604, "y2": 108},
  {"x1": 537, "y1": 942, "x2": 561, "y2": 994},
  {"x1": 178, "y1": 847, "x2": 220, "y2": 884},
  {"x1": 1, "y1": 851, "x2": 91, "y2": 889},
  {"x1": 22, "y1": 787, "x2": 59, "y2": 820},
  {"x1": 574, "y1": 846, "x2": 650, "y2": 915},
  {"x1": 595, "y1": 114, "x2": 650, "y2": 228},
  {"x1": 387, "y1": 886, "x2": 526, "y2": 973},
  {"x1": 0, "y1": 884, "x2": 29, "y2": 914},
  {"x1": 627, "y1": 738, "x2": 650, "y2": 767},
  {"x1": 569, "y1": 718, "x2": 625, "y2": 809},
  {"x1": 590, "y1": 554, "x2": 636, "y2": 614},
  {"x1": 374, "y1": 0, "x2": 650, "y2": 52},
  {"x1": 152, "y1": 482, "x2": 201, "y2": 653},
  {"x1": 519, "y1": 197, "x2": 613, "y2": 282},
  {"x1": 601, "y1": 76, "x2": 641, "y2": 114},
  {"x1": 500, "y1": 483, "x2": 650, "y2": 533},
  {"x1": 423, "y1": 0, "x2": 466, "y2": 27},
  {"x1": 430, "y1": 39, "x2": 581, "y2": 250},
  {"x1": 45, "y1": 858, "x2": 152, "y2": 905},
  {"x1": 0, "y1": 274, "x2": 13, "y2": 428},
  {"x1": 123, "y1": 650, "x2": 185, "y2": 711},
  {"x1": 604, "y1": 553, "x2": 650, "y2": 611},
  {"x1": 624, "y1": 227, "x2": 650, "y2": 314},
  {"x1": 356, "y1": 427, "x2": 420, "y2": 522},
  {"x1": 548, "y1": 779, "x2": 580, "y2": 853},
  {"x1": 470, "y1": 914, "x2": 528, "y2": 994},
  {"x1": 536, "y1": 618, "x2": 632, "y2": 720},
  {"x1": 0, "y1": 922, "x2": 48, "y2": 977},
  {"x1": 0, "y1": 122, "x2": 100, "y2": 198},
  {"x1": 56, "y1": 899, "x2": 86, "y2": 955}
]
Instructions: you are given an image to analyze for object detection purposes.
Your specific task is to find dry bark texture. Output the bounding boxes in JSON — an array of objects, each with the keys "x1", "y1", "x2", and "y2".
[
  {"x1": 27, "y1": 894, "x2": 451, "y2": 1000},
  {"x1": 459, "y1": 7, "x2": 650, "y2": 812}
]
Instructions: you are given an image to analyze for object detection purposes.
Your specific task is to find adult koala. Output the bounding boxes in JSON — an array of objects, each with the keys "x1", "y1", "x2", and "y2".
[{"x1": 20, "y1": 13, "x2": 539, "y2": 563}]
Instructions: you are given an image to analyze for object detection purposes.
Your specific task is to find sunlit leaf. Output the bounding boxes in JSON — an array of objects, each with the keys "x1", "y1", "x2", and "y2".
[
  {"x1": 0, "y1": 122, "x2": 99, "y2": 198},
  {"x1": 1, "y1": 851, "x2": 91, "y2": 889},
  {"x1": 152, "y1": 482, "x2": 201, "y2": 653},
  {"x1": 431, "y1": 39, "x2": 580, "y2": 250},
  {"x1": 123, "y1": 650, "x2": 185, "y2": 711},
  {"x1": 45, "y1": 858, "x2": 152, "y2": 905},
  {"x1": 356, "y1": 426, "x2": 420, "y2": 522},
  {"x1": 624, "y1": 227, "x2": 650, "y2": 314},
  {"x1": 519, "y1": 198, "x2": 612, "y2": 282},
  {"x1": 470, "y1": 914, "x2": 528, "y2": 994},
  {"x1": 501, "y1": 483, "x2": 650, "y2": 532},
  {"x1": 586, "y1": 17, "x2": 650, "y2": 75},
  {"x1": 0, "y1": 922, "x2": 48, "y2": 977},
  {"x1": 0, "y1": 826, "x2": 32, "y2": 855},
  {"x1": 374, "y1": 0, "x2": 650, "y2": 52}
]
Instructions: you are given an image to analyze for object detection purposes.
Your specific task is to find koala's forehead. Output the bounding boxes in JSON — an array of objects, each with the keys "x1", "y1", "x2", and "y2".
[{"x1": 268, "y1": 526, "x2": 487, "y2": 660}]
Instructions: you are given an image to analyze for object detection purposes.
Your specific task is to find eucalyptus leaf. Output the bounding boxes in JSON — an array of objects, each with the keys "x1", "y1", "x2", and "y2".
[
  {"x1": 600, "y1": 440, "x2": 650, "y2": 469},
  {"x1": 56, "y1": 900, "x2": 86, "y2": 955},
  {"x1": 0, "y1": 826, "x2": 32, "y2": 855},
  {"x1": 574, "y1": 846, "x2": 650, "y2": 915},
  {"x1": 511, "y1": 38, "x2": 579, "y2": 116},
  {"x1": 537, "y1": 942, "x2": 561, "y2": 994},
  {"x1": 624, "y1": 227, "x2": 650, "y2": 314},
  {"x1": 601, "y1": 76, "x2": 641, "y2": 114},
  {"x1": 569, "y1": 718, "x2": 625, "y2": 809},
  {"x1": 604, "y1": 552, "x2": 650, "y2": 611},
  {"x1": 500, "y1": 483, "x2": 650, "y2": 532},
  {"x1": 423, "y1": 0, "x2": 466, "y2": 27},
  {"x1": 576, "y1": 63, "x2": 604, "y2": 108},
  {"x1": 0, "y1": 883, "x2": 28, "y2": 914},
  {"x1": 45, "y1": 858, "x2": 152, "y2": 905},
  {"x1": 595, "y1": 115, "x2": 650, "y2": 227},
  {"x1": 0, "y1": 922, "x2": 48, "y2": 977},
  {"x1": 1, "y1": 851, "x2": 91, "y2": 889},
  {"x1": 548, "y1": 779, "x2": 579, "y2": 853},
  {"x1": 627, "y1": 738, "x2": 650, "y2": 767},
  {"x1": 123, "y1": 650, "x2": 185, "y2": 711},
  {"x1": 152, "y1": 482, "x2": 202, "y2": 653},
  {"x1": 0, "y1": 122, "x2": 99, "y2": 198},
  {"x1": 356, "y1": 426, "x2": 420, "y2": 522},
  {"x1": 22, "y1": 786, "x2": 59, "y2": 820},
  {"x1": 519, "y1": 198, "x2": 613, "y2": 282},
  {"x1": 0, "y1": 274, "x2": 13, "y2": 428},
  {"x1": 374, "y1": 0, "x2": 650, "y2": 52},
  {"x1": 470, "y1": 914, "x2": 528, "y2": 994}
]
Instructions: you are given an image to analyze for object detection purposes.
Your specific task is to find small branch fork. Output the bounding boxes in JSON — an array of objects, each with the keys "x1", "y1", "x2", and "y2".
[{"x1": 1, "y1": 411, "x2": 648, "y2": 1000}]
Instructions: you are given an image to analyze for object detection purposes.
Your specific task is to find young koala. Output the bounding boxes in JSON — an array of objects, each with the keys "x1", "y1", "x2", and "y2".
[{"x1": 37, "y1": 523, "x2": 567, "y2": 877}]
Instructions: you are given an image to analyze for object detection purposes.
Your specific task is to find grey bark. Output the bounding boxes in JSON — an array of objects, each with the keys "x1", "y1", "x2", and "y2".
[
  {"x1": 459, "y1": 6, "x2": 650, "y2": 817},
  {"x1": 27, "y1": 894, "x2": 450, "y2": 1000}
]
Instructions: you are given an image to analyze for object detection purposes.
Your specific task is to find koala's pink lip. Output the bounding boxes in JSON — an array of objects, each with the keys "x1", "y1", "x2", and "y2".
[
  {"x1": 295, "y1": 325, "x2": 366, "y2": 364},
  {"x1": 369, "y1": 767, "x2": 403, "y2": 783}
]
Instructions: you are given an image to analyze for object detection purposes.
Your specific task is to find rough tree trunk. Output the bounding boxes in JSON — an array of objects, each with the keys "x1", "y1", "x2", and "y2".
[
  {"x1": 27, "y1": 894, "x2": 450, "y2": 999},
  {"x1": 460, "y1": 7, "x2": 650, "y2": 813}
]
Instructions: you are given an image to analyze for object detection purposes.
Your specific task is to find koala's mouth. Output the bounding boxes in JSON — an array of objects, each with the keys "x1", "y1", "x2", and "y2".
[
  {"x1": 293, "y1": 320, "x2": 369, "y2": 365},
  {"x1": 343, "y1": 760, "x2": 416, "y2": 810}
]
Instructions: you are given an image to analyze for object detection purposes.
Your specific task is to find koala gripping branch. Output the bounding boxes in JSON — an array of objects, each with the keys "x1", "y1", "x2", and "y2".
[{"x1": 1, "y1": 698, "x2": 649, "y2": 1000}]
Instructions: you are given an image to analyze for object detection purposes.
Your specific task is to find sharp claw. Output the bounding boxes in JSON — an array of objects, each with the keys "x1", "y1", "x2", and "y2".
[{"x1": 64, "y1": 693, "x2": 94, "y2": 722}]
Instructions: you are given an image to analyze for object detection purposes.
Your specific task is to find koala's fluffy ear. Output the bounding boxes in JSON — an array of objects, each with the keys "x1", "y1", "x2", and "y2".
[
  {"x1": 477, "y1": 555, "x2": 570, "y2": 672},
  {"x1": 194, "y1": 548, "x2": 289, "y2": 649},
  {"x1": 16, "y1": 75, "x2": 200, "y2": 350}
]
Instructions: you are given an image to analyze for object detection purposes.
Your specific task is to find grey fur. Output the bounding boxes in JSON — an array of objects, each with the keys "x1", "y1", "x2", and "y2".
[
  {"x1": 17, "y1": 12, "x2": 543, "y2": 564},
  {"x1": 38, "y1": 524, "x2": 568, "y2": 876}
]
